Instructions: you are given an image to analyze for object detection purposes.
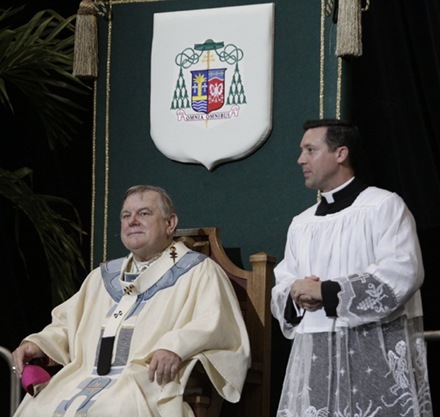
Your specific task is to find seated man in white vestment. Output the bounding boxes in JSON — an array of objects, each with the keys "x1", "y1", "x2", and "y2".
[
  {"x1": 271, "y1": 119, "x2": 433, "y2": 417},
  {"x1": 12, "y1": 185, "x2": 250, "y2": 417}
]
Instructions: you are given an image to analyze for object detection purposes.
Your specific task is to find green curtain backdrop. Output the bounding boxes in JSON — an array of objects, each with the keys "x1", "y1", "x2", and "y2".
[{"x1": 92, "y1": 0, "x2": 343, "y2": 270}]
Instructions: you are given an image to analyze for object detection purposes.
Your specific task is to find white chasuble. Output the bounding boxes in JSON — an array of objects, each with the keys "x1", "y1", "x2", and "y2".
[{"x1": 13, "y1": 241, "x2": 250, "y2": 417}]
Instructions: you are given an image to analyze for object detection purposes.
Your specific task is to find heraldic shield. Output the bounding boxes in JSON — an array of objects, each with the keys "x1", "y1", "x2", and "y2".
[
  {"x1": 150, "y1": 4, "x2": 274, "y2": 170},
  {"x1": 191, "y1": 69, "x2": 226, "y2": 114}
]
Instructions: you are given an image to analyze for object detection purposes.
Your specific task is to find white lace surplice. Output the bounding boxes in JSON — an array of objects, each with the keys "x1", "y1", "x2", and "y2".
[{"x1": 271, "y1": 187, "x2": 433, "y2": 417}]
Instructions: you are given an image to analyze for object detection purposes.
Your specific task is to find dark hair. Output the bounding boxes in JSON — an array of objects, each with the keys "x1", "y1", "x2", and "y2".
[
  {"x1": 303, "y1": 119, "x2": 360, "y2": 172},
  {"x1": 122, "y1": 185, "x2": 175, "y2": 218}
]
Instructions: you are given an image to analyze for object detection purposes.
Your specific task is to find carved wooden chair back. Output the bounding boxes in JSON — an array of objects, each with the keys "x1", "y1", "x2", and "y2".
[{"x1": 175, "y1": 227, "x2": 275, "y2": 417}]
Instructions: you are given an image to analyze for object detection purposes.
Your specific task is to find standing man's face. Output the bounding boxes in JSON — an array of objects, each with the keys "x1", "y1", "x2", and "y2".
[
  {"x1": 120, "y1": 191, "x2": 177, "y2": 261},
  {"x1": 297, "y1": 127, "x2": 342, "y2": 192}
]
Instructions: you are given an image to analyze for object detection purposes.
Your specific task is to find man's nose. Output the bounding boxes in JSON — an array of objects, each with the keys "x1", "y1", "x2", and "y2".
[
  {"x1": 297, "y1": 152, "x2": 305, "y2": 165},
  {"x1": 128, "y1": 214, "x2": 140, "y2": 225}
]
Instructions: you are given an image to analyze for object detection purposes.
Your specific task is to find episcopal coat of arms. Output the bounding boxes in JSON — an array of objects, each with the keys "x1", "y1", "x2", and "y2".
[{"x1": 150, "y1": 4, "x2": 274, "y2": 170}]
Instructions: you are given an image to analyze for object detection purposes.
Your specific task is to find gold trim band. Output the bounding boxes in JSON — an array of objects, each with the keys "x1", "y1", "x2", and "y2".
[{"x1": 319, "y1": 0, "x2": 325, "y2": 119}]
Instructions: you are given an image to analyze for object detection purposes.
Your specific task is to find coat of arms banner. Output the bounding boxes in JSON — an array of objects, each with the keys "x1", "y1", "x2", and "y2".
[{"x1": 150, "y1": 3, "x2": 275, "y2": 170}]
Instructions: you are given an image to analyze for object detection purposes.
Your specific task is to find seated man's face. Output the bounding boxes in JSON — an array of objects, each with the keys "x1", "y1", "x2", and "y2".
[{"x1": 120, "y1": 191, "x2": 177, "y2": 261}]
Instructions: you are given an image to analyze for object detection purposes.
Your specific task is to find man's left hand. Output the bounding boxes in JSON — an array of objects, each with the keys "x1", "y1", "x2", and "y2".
[{"x1": 291, "y1": 275, "x2": 323, "y2": 311}]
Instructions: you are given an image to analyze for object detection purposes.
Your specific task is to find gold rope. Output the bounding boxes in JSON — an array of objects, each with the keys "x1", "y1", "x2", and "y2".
[
  {"x1": 323, "y1": 1, "x2": 344, "y2": 119},
  {"x1": 90, "y1": 78, "x2": 98, "y2": 269},
  {"x1": 318, "y1": 0, "x2": 326, "y2": 203},
  {"x1": 336, "y1": 56, "x2": 342, "y2": 119},
  {"x1": 319, "y1": 0, "x2": 326, "y2": 119},
  {"x1": 102, "y1": 0, "x2": 113, "y2": 262},
  {"x1": 325, "y1": 0, "x2": 334, "y2": 17}
]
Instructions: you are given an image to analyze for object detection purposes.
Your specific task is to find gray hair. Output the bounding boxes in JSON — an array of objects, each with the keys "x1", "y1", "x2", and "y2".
[{"x1": 122, "y1": 185, "x2": 175, "y2": 218}]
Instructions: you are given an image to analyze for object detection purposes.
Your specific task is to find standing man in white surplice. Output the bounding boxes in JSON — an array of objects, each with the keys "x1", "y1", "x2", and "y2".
[{"x1": 271, "y1": 119, "x2": 433, "y2": 417}]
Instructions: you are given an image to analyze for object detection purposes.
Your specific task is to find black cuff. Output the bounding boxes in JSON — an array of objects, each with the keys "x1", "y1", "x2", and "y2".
[
  {"x1": 284, "y1": 296, "x2": 303, "y2": 325},
  {"x1": 321, "y1": 280, "x2": 341, "y2": 317}
]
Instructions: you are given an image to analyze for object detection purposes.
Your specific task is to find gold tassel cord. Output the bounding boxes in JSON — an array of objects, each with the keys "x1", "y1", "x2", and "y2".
[
  {"x1": 325, "y1": 0, "x2": 335, "y2": 17},
  {"x1": 335, "y1": 0, "x2": 362, "y2": 57},
  {"x1": 326, "y1": 0, "x2": 371, "y2": 57},
  {"x1": 326, "y1": 1, "x2": 370, "y2": 19},
  {"x1": 73, "y1": 0, "x2": 99, "y2": 78}
]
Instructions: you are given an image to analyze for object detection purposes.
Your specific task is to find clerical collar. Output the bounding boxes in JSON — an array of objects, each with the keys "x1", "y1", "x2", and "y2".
[
  {"x1": 321, "y1": 177, "x2": 355, "y2": 203},
  {"x1": 315, "y1": 177, "x2": 368, "y2": 216}
]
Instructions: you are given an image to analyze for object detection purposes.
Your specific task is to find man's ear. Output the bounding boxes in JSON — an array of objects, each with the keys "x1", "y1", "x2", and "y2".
[
  {"x1": 166, "y1": 214, "x2": 178, "y2": 236},
  {"x1": 336, "y1": 146, "x2": 349, "y2": 164}
]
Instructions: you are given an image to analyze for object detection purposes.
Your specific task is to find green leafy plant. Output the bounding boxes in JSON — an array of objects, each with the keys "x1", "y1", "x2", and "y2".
[
  {"x1": 0, "y1": 7, "x2": 91, "y2": 304},
  {"x1": 0, "y1": 167, "x2": 86, "y2": 303},
  {"x1": 0, "y1": 7, "x2": 88, "y2": 148}
]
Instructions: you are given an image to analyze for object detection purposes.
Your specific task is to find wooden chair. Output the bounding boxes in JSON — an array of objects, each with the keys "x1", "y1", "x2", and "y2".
[{"x1": 175, "y1": 227, "x2": 276, "y2": 417}]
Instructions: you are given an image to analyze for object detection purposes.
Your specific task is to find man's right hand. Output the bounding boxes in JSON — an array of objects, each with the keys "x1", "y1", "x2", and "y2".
[
  {"x1": 12, "y1": 341, "x2": 45, "y2": 377},
  {"x1": 291, "y1": 275, "x2": 324, "y2": 311},
  {"x1": 148, "y1": 349, "x2": 182, "y2": 386}
]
